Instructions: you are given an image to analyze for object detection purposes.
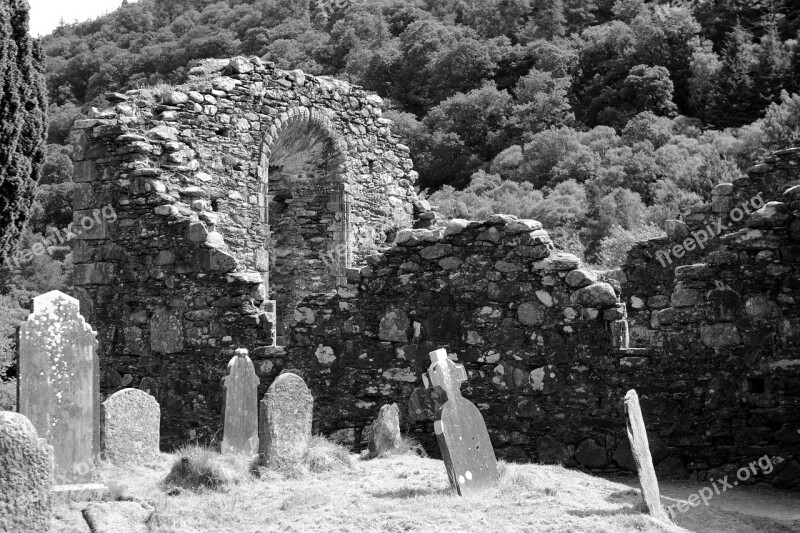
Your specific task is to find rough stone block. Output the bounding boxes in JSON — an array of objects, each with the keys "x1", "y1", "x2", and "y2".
[
  {"x1": 366, "y1": 403, "x2": 402, "y2": 458},
  {"x1": 82, "y1": 501, "x2": 154, "y2": 533},
  {"x1": 149, "y1": 308, "x2": 184, "y2": 354}
]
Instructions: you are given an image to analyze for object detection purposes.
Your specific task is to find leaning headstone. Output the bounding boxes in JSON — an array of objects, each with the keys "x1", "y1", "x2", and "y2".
[
  {"x1": 101, "y1": 388, "x2": 160, "y2": 465},
  {"x1": 0, "y1": 411, "x2": 54, "y2": 532},
  {"x1": 18, "y1": 290, "x2": 99, "y2": 484},
  {"x1": 259, "y1": 372, "x2": 313, "y2": 466},
  {"x1": 423, "y1": 349, "x2": 498, "y2": 496},
  {"x1": 222, "y1": 348, "x2": 260, "y2": 455},
  {"x1": 366, "y1": 403, "x2": 402, "y2": 458},
  {"x1": 624, "y1": 389, "x2": 670, "y2": 522}
]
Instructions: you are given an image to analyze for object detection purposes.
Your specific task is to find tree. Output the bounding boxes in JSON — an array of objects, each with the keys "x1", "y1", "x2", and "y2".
[
  {"x1": 512, "y1": 68, "x2": 574, "y2": 138},
  {"x1": 0, "y1": 0, "x2": 47, "y2": 260},
  {"x1": 621, "y1": 65, "x2": 678, "y2": 118},
  {"x1": 708, "y1": 24, "x2": 761, "y2": 127}
]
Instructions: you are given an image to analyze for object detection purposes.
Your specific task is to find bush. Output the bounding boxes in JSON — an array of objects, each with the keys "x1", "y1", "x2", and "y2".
[{"x1": 163, "y1": 446, "x2": 231, "y2": 492}]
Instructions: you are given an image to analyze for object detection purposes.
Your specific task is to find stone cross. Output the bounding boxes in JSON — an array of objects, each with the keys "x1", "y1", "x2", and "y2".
[
  {"x1": 101, "y1": 388, "x2": 160, "y2": 465},
  {"x1": 18, "y1": 290, "x2": 99, "y2": 484},
  {"x1": 624, "y1": 389, "x2": 669, "y2": 522},
  {"x1": 222, "y1": 348, "x2": 260, "y2": 455},
  {"x1": 259, "y1": 372, "x2": 313, "y2": 466},
  {"x1": 0, "y1": 411, "x2": 53, "y2": 532},
  {"x1": 423, "y1": 349, "x2": 498, "y2": 495},
  {"x1": 366, "y1": 403, "x2": 402, "y2": 458}
]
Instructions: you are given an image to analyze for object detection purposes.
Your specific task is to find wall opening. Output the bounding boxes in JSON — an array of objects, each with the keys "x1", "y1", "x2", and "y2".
[
  {"x1": 262, "y1": 116, "x2": 349, "y2": 346},
  {"x1": 746, "y1": 377, "x2": 765, "y2": 394}
]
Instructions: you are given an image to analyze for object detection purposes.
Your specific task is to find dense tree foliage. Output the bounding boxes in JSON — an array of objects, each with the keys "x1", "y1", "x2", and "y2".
[
  {"x1": 14, "y1": 0, "x2": 800, "y2": 273},
  {"x1": 0, "y1": 0, "x2": 47, "y2": 260}
]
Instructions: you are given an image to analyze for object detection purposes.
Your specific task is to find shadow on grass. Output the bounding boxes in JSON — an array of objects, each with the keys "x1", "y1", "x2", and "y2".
[
  {"x1": 567, "y1": 505, "x2": 640, "y2": 518},
  {"x1": 370, "y1": 486, "x2": 454, "y2": 499}
]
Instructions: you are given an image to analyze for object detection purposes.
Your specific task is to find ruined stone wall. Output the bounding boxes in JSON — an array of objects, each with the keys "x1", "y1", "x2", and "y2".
[
  {"x1": 70, "y1": 55, "x2": 799, "y2": 487},
  {"x1": 276, "y1": 150, "x2": 800, "y2": 488},
  {"x1": 69, "y1": 56, "x2": 427, "y2": 444}
]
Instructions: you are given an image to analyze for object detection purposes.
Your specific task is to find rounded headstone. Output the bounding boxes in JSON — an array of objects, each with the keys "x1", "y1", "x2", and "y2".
[
  {"x1": 101, "y1": 388, "x2": 160, "y2": 465},
  {"x1": 0, "y1": 411, "x2": 53, "y2": 532},
  {"x1": 259, "y1": 373, "x2": 313, "y2": 466}
]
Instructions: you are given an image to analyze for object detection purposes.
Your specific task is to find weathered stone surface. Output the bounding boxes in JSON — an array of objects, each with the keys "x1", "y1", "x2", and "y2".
[
  {"x1": 536, "y1": 435, "x2": 569, "y2": 465},
  {"x1": 533, "y1": 252, "x2": 580, "y2": 271},
  {"x1": 222, "y1": 348, "x2": 260, "y2": 455},
  {"x1": 378, "y1": 307, "x2": 410, "y2": 343},
  {"x1": 101, "y1": 388, "x2": 160, "y2": 465},
  {"x1": 18, "y1": 291, "x2": 99, "y2": 484},
  {"x1": 0, "y1": 412, "x2": 53, "y2": 533},
  {"x1": 570, "y1": 282, "x2": 617, "y2": 308},
  {"x1": 517, "y1": 301, "x2": 546, "y2": 326},
  {"x1": 259, "y1": 373, "x2": 313, "y2": 466},
  {"x1": 82, "y1": 501, "x2": 153, "y2": 533},
  {"x1": 664, "y1": 219, "x2": 689, "y2": 240},
  {"x1": 623, "y1": 390, "x2": 669, "y2": 521},
  {"x1": 423, "y1": 349, "x2": 498, "y2": 496},
  {"x1": 700, "y1": 323, "x2": 741, "y2": 348},
  {"x1": 745, "y1": 295, "x2": 782, "y2": 320},
  {"x1": 565, "y1": 269, "x2": 597, "y2": 288},
  {"x1": 366, "y1": 403, "x2": 402, "y2": 458},
  {"x1": 528, "y1": 365, "x2": 566, "y2": 395},
  {"x1": 747, "y1": 202, "x2": 790, "y2": 227},
  {"x1": 149, "y1": 308, "x2": 183, "y2": 354},
  {"x1": 575, "y1": 439, "x2": 608, "y2": 468}
]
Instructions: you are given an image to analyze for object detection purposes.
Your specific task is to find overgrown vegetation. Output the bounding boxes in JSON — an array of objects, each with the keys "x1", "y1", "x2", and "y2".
[{"x1": 164, "y1": 445, "x2": 233, "y2": 491}]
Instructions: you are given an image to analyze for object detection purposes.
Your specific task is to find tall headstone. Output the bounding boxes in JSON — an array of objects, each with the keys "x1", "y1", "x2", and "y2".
[
  {"x1": 624, "y1": 389, "x2": 669, "y2": 522},
  {"x1": 259, "y1": 372, "x2": 313, "y2": 466},
  {"x1": 423, "y1": 349, "x2": 498, "y2": 496},
  {"x1": 18, "y1": 290, "x2": 99, "y2": 484},
  {"x1": 222, "y1": 348, "x2": 260, "y2": 455},
  {"x1": 101, "y1": 388, "x2": 160, "y2": 465},
  {"x1": 366, "y1": 403, "x2": 402, "y2": 458},
  {"x1": 0, "y1": 411, "x2": 54, "y2": 532}
]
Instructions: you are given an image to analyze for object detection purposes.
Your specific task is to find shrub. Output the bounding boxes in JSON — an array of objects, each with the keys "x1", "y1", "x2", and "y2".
[{"x1": 163, "y1": 446, "x2": 231, "y2": 491}]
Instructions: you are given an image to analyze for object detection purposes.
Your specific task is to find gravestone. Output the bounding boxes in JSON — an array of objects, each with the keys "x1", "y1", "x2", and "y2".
[
  {"x1": 222, "y1": 348, "x2": 260, "y2": 455},
  {"x1": 18, "y1": 290, "x2": 99, "y2": 484},
  {"x1": 423, "y1": 348, "x2": 498, "y2": 496},
  {"x1": 101, "y1": 388, "x2": 160, "y2": 465},
  {"x1": 259, "y1": 372, "x2": 313, "y2": 466},
  {"x1": 624, "y1": 389, "x2": 669, "y2": 522},
  {"x1": 0, "y1": 411, "x2": 54, "y2": 532},
  {"x1": 366, "y1": 403, "x2": 402, "y2": 458}
]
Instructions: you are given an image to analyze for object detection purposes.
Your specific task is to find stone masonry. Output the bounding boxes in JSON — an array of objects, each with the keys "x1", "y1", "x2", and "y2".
[{"x1": 70, "y1": 57, "x2": 798, "y2": 487}]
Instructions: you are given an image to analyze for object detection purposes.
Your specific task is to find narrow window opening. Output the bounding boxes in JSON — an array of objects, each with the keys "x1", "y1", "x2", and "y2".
[{"x1": 746, "y1": 377, "x2": 765, "y2": 394}]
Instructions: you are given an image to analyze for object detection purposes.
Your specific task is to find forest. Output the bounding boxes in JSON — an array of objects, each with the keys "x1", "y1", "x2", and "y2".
[{"x1": 1, "y1": 0, "x2": 800, "y2": 396}]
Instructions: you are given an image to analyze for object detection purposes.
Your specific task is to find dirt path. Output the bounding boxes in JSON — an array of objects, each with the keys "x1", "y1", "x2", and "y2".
[{"x1": 606, "y1": 475, "x2": 800, "y2": 533}]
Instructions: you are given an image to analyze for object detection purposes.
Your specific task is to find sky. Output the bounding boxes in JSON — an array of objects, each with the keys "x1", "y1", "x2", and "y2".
[{"x1": 28, "y1": 0, "x2": 138, "y2": 37}]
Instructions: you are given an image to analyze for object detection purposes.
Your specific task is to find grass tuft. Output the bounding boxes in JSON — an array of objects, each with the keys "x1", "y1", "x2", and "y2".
[
  {"x1": 163, "y1": 445, "x2": 231, "y2": 492},
  {"x1": 305, "y1": 436, "x2": 353, "y2": 473}
]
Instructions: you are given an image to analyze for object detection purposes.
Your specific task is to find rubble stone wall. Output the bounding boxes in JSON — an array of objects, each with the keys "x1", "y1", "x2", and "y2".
[
  {"x1": 70, "y1": 55, "x2": 799, "y2": 487},
  {"x1": 69, "y1": 56, "x2": 424, "y2": 443}
]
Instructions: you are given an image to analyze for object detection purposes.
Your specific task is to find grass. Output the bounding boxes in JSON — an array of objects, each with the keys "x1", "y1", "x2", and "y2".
[
  {"x1": 49, "y1": 446, "x2": 798, "y2": 533},
  {"x1": 163, "y1": 445, "x2": 233, "y2": 492}
]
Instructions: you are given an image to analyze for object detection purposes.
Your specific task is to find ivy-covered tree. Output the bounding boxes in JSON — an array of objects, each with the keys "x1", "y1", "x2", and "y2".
[{"x1": 0, "y1": 0, "x2": 47, "y2": 260}]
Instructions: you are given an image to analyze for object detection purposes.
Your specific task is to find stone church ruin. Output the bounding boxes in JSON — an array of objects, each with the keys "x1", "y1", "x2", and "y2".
[{"x1": 71, "y1": 56, "x2": 800, "y2": 487}]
